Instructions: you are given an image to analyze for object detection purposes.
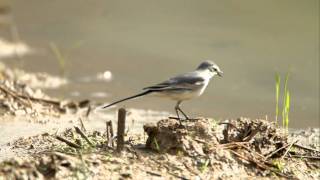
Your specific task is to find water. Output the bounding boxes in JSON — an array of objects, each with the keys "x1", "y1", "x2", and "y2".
[{"x1": 3, "y1": 0, "x2": 319, "y2": 128}]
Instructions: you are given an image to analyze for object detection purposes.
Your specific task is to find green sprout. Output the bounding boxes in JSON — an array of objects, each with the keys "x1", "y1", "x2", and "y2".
[
  {"x1": 284, "y1": 90, "x2": 290, "y2": 130},
  {"x1": 282, "y1": 73, "x2": 290, "y2": 131},
  {"x1": 199, "y1": 159, "x2": 210, "y2": 173},
  {"x1": 49, "y1": 42, "x2": 66, "y2": 76},
  {"x1": 272, "y1": 159, "x2": 285, "y2": 172},
  {"x1": 275, "y1": 72, "x2": 291, "y2": 131},
  {"x1": 153, "y1": 138, "x2": 160, "y2": 152}
]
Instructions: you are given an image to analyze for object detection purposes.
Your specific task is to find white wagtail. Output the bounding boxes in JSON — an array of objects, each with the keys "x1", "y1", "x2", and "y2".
[{"x1": 102, "y1": 60, "x2": 223, "y2": 124}]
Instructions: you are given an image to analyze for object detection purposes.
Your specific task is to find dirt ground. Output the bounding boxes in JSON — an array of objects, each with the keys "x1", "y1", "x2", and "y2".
[{"x1": 0, "y1": 63, "x2": 319, "y2": 179}]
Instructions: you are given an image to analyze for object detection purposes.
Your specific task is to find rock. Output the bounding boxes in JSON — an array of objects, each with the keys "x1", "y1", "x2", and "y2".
[
  {"x1": 143, "y1": 118, "x2": 218, "y2": 155},
  {"x1": 14, "y1": 109, "x2": 26, "y2": 116}
]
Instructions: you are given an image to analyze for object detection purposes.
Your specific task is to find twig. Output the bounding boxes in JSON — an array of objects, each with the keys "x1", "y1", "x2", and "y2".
[
  {"x1": 6, "y1": 87, "x2": 60, "y2": 105},
  {"x1": 229, "y1": 150, "x2": 251, "y2": 163},
  {"x1": 242, "y1": 123, "x2": 262, "y2": 142},
  {"x1": 126, "y1": 144, "x2": 140, "y2": 159},
  {"x1": 218, "y1": 142, "x2": 250, "y2": 149},
  {"x1": 117, "y1": 108, "x2": 126, "y2": 152},
  {"x1": 55, "y1": 136, "x2": 81, "y2": 149},
  {"x1": 0, "y1": 84, "x2": 61, "y2": 107},
  {"x1": 293, "y1": 143, "x2": 320, "y2": 153},
  {"x1": 238, "y1": 144, "x2": 268, "y2": 161},
  {"x1": 106, "y1": 120, "x2": 114, "y2": 147},
  {"x1": 238, "y1": 144, "x2": 279, "y2": 168},
  {"x1": 242, "y1": 125, "x2": 252, "y2": 139},
  {"x1": 74, "y1": 126, "x2": 94, "y2": 147},
  {"x1": 0, "y1": 84, "x2": 31, "y2": 107},
  {"x1": 168, "y1": 116, "x2": 180, "y2": 120},
  {"x1": 290, "y1": 155, "x2": 320, "y2": 160},
  {"x1": 106, "y1": 121, "x2": 110, "y2": 146},
  {"x1": 265, "y1": 143, "x2": 290, "y2": 160},
  {"x1": 79, "y1": 118, "x2": 87, "y2": 132},
  {"x1": 86, "y1": 105, "x2": 91, "y2": 117},
  {"x1": 230, "y1": 150, "x2": 291, "y2": 178},
  {"x1": 146, "y1": 171, "x2": 162, "y2": 177},
  {"x1": 26, "y1": 96, "x2": 60, "y2": 105},
  {"x1": 194, "y1": 138, "x2": 206, "y2": 144},
  {"x1": 0, "y1": 84, "x2": 61, "y2": 106},
  {"x1": 281, "y1": 140, "x2": 298, "y2": 160}
]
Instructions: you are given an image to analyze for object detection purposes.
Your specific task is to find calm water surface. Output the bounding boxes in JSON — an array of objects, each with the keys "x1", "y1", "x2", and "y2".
[{"x1": 3, "y1": 0, "x2": 319, "y2": 128}]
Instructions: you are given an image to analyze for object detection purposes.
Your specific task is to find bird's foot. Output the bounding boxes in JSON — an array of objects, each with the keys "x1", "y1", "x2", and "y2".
[
  {"x1": 168, "y1": 117, "x2": 187, "y2": 128},
  {"x1": 185, "y1": 117, "x2": 202, "y2": 121},
  {"x1": 169, "y1": 116, "x2": 181, "y2": 120},
  {"x1": 169, "y1": 116, "x2": 201, "y2": 121}
]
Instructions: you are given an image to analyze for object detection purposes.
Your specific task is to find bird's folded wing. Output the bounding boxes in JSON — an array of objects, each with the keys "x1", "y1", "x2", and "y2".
[{"x1": 143, "y1": 73, "x2": 205, "y2": 91}]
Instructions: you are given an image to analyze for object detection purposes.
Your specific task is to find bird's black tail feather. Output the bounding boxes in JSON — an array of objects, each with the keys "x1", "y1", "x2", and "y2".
[{"x1": 102, "y1": 90, "x2": 153, "y2": 109}]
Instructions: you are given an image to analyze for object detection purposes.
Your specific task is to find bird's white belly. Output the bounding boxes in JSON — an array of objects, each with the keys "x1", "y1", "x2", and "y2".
[
  {"x1": 169, "y1": 90, "x2": 201, "y2": 100},
  {"x1": 154, "y1": 81, "x2": 209, "y2": 101}
]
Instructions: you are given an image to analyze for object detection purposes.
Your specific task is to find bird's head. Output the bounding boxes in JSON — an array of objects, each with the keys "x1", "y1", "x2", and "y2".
[{"x1": 196, "y1": 60, "x2": 223, "y2": 77}]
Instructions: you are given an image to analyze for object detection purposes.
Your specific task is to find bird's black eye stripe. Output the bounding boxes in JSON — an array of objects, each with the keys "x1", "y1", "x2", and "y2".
[{"x1": 208, "y1": 66, "x2": 218, "y2": 72}]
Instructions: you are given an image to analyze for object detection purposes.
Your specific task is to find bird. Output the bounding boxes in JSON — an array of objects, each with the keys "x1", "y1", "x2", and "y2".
[{"x1": 102, "y1": 60, "x2": 223, "y2": 124}]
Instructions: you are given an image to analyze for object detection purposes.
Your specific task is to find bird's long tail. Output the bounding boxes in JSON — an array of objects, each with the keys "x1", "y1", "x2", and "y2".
[{"x1": 101, "y1": 90, "x2": 153, "y2": 109}]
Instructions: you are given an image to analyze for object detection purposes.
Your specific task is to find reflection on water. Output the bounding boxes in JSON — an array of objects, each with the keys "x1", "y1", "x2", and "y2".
[{"x1": 2, "y1": 0, "x2": 319, "y2": 128}]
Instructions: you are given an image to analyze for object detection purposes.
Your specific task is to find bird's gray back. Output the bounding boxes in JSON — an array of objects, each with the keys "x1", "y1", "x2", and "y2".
[{"x1": 143, "y1": 71, "x2": 205, "y2": 91}]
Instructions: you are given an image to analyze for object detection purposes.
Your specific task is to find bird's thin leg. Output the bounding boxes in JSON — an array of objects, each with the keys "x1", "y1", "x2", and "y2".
[
  {"x1": 176, "y1": 101, "x2": 190, "y2": 120},
  {"x1": 174, "y1": 101, "x2": 182, "y2": 125},
  {"x1": 178, "y1": 108, "x2": 190, "y2": 120}
]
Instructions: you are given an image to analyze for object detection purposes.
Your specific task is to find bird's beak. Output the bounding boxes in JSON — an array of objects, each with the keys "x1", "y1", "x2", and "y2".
[{"x1": 218, "y1": 71, "x2": 223, "y2": 77}]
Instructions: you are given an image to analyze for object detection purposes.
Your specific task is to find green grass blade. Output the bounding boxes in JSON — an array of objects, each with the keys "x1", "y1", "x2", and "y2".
[
  {"x1": 282, "y1": 72, "x2": 290, "y2": 128},
  {"x1": 153, "y1": 138, "x2": 160, "y2": 152},
  {"x1": 49, "y1": 42, "x2": 66, "y2": 76},
  {"x1": 285, "y1": 91, "x2": 290, "y2": 130}
]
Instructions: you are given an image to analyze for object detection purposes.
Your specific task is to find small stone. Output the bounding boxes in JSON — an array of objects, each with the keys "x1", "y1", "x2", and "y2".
[
  {"x1": 14, "y1": 109, "x2": 26, "y2": 115},
  {"x1": 120, "y1": 172, "x2": 131, "y2": 178}
]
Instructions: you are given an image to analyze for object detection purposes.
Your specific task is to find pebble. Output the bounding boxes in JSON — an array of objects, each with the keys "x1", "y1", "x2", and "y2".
[{"x1": 14, "y1": 109, "x2": 26, "y2": 116}]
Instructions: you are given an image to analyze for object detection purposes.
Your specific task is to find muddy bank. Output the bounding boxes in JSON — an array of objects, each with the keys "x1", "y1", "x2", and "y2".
[
  {"x1": 0, "y1": 62, "x2": 169, "y2": 162},
  {"x1": 0, "y1": 117, "x2": 319, "y2": 179}
]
